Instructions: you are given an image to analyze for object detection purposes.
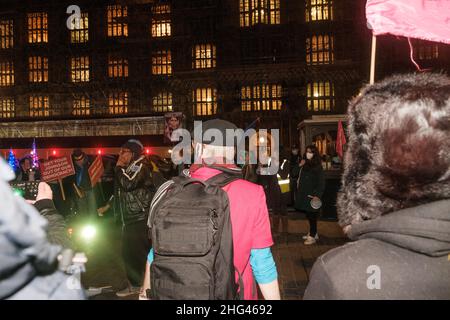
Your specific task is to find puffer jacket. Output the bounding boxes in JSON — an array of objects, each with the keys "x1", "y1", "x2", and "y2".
[{"x1": 114, "y1": 156, "x2": 155, "y2": 226}]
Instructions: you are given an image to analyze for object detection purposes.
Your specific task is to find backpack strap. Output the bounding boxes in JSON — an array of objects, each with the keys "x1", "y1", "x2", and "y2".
[{"x1": 205, "y1": 172, "x2": 241, "y2": 188}]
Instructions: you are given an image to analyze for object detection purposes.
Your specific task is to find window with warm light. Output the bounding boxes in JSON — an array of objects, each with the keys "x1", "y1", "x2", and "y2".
[
  {"x1": 0, "y1": 20, "x2": 13, "y2": 49},
  {"x1": 152, "y1": 19, "x2": 171, "y2": 37},
  {"x1": 0, "y1": 97, "x2": 14, "y2": 118},
  {"x1": 307, "y1": 81, "x2": 334, "y2": 112},
  {"x1": 241, "y1": 84, "x2": 282, "y2": 111},
  {"x1": 70, "y1": 12, "x2": 89, "y2": 43},
  {"x1": 107, "y1": 5, "x2": 128, "y2": 37},
  {"x1": 193, "y1": 44, "x2": 216, "y2": 69},
  {"x1": 71, "y1": 56, "x2": 90, "y2": 82},
  {"x1": 29, "y1": 95, "x2": 50, "y2": 117},
  {"x1": 109, "y1": 91, "x2": 128, "y2": 114},
  {"x1": 192, "y1": 88, "x2": 217, "y2": 116},
  {"x1": 152, "y1": 92, "x2": 173, "y2": 113},
  {"x1": 239, "y1": 0, "x2": 280, "y2": 27},
  {"x1": 108, "y1": 55, "x2": 128, "y2": 78},
  {"x1": 306, "y1": 0, "x2": 333, "y2": 22},
  {"x1": 28, "y1": 56, "x2": 48, "y2": 83},
  {"x1": 152, "y1": 50, "x2": 172, "y2": 75},
  {"x1": 152, "y1": 4, "x2": 171, "y2": 14},
  {"x1": 414, "y1": 42, "x2": 439, "y2": 60},
  {"x1": 306, "y1": 35, "x2": 334, "y2": 65},
  {"x1": 72, "y1": 95, "x2": 90, "y2": 116},
  {"x1": 0, "y1": 61, "x2": 14, "y2": 86},
  {"x1": 27, "y1": 12, "x2": 48, "y2": 43}
]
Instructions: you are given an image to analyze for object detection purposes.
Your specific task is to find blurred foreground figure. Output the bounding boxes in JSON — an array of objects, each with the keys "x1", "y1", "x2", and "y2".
[
  {"x1": 0, "y1": 158, "x2": 85, "y2": 300},
  {"x1": 305, "y1": 73, "x2": 450, "y2": 300}
]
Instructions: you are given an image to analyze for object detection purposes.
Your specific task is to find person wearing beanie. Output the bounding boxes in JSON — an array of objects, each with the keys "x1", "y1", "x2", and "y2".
[
  {"x1": 106, "y1": 139, "x2": 155, "y2": 297},
  {"x1": 304, "y1": 73, "x2": 450, "y2": 299}
]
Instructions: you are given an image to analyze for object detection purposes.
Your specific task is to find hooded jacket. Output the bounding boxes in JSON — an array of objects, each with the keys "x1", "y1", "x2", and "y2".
[
  {"x1": 0, "y1": 158, "x2": 84, "y2": 300},
  {"x1": 304, "y1": 200, "x2": 450, "y2": 300}
]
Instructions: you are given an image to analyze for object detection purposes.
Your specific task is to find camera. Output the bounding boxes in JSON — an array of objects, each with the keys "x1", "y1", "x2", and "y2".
[{"x1": 9, "y1": 181, "x2": 41, "y2": 200}]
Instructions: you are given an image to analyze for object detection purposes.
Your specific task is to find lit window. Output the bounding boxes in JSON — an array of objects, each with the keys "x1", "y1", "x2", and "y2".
[
  {"x1": 306, "y1": 0, "x2": 333, "y2": 22},
  {"x1": 241, "y1": 84, "x2": 282, "y2": 111},
  {"x1": 306, "y1": 35, "x2": 334, "y2": 65},
  {"x1": 152, "y1": 4, "x2": 171, "y2": 14},
  {"x1": 414, "y1": 42, "x2": 439, "y2": 60},
  {"x1": 109, "y1": 91, "x2": 128, "y2": 114},
  {"x1": 28, "y1": 56, "x2": 48, "y2": 83},
  {"x1": 107, "y1": 5, "x2": 128, "y2": 37},
  {"x1": 152, "y1": 19, "x2": 171, "y2": 37},
  {"x1": 27, "y1": 12, "x2": 48, "y2": 43},
  {"x1": 0, "y1": 98, "x2": 15, "y2": 118},
  {"x1": 307, "y1": 81, "x2": 334, "y2": 112},
  {"x1": 239, "y1": 0, "x2": 280, "y2": 27},
  {"x1": 70, "y1": 12, "x2": 89, "y2": 43},
  {"x1": 29, "y1": 95, "x2": 50, "y2": 117},
  {"x1": 152, "y1": 50, "x2": 172, "y2": 75},
  {"x1": 192, "y1": 88, "x2": 217, "y2": 116},
  {"x1": 152, "y1": 92, "x2": 173, "y2": 113},
  {"x1": 71, "y1": 56, "x2": 90, "y2": 82},
  {"x1": 72, "y1": 95, "x2": 90, "y2": 116},
  {"x1": 0, "y1": 61, "x2": 14, "y2": 86},
  {"x1": 108, "y1": 55, "x2": 128, "y2": 78},
  {"x1": 0, "y1": 20, "x2": 14, "y2": 49},
  {"x1": 193, "y1": 44, "x2": 216, "y2": 69}
]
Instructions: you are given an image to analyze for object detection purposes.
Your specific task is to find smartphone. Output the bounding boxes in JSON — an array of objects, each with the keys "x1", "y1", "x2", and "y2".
[{"x1": 10, "y1": 181, "x2": 40, "y2": 200}]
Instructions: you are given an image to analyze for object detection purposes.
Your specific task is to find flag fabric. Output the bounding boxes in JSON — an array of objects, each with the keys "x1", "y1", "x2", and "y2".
[
  {"x1": 7, "y1": 148, "x2": 17, "y2": 172},
  {"x1": 366, "y1": 0, "x2": 450, "y2": 44},
  {"x1": 31, "y1": 139, "x2": 39, "y2": 168},
  {"x1": 88, "y1": 155, "x2": 104, "y2": 187},
  {"x1": 336, "y1": 121, "x2": 347, "y2": 159}
]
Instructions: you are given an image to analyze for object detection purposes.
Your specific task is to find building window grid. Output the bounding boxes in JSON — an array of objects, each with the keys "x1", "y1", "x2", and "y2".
[
  {"x1": 29, "y1": 95, "x2": 50, "y2": 117},
  {"x1": 152, "y1": 50, "x2": 172, "y2": 75},
  {"x1": 193, "y1": 44, "x2": 216, "y2": 69},
  {"x1": 72, "y1": 95, "x2": 90, "y2": 116},
  {"x1": 414, "y1": 44, "x2": 439, "y2": 60},
  {"x1": 192, "y1": 88, "x2": 217, "y2": 116},
  {"x1": 0, "y1": 98, "x2": 15, "y2": 118},
  {"x1": 27, "y1": 12, "x2": 48, "y2": 43},
  {"x1": 70, "y1": 12, "x2": 89, "y2": 43},
  {"x1": 0, "y1": 61, "x2": 14, "y2": 86},
  {"x1": 71, "y1": 56, "x2": 90, "y2": 82},
  {"x1": 28, "y1": 56, "x2": 48, "y2": 83},
  {"x1": 0, "y1": 20, "x2": 14, "y2": 49},
  {"x1": 241, "y1": 84, "x2": 282, "y2": 111},
  {"x1": 152, "y1": 4, "x2": 171, "y2": 14},
  {"x1": 307, "y1": 81, "x2": 334, "y2": 112},
  {"x1": 107, "y1": 5, "x2": 128, "y2": 37},
  {"x1": 306, "y1": 0, "x2": 333, "y2": 22},
  {"x1": 108, "y1": 56, "x2": 129, "y2": 78},
  {"x1": 108, "y1": 91, "x2": 128, "y2": 114},
  {"x1": 239, "y1": 0, "x2": 280, "y2": 27},
  {"x1": 152, "y1": 19, "x2": 171, "y2": 37},
  {"x1": 152, "y1": 92, "x2": 173, "y2": 113},
  {"x1": 306, "y1": 35, "x2": 334, "y2": 65}
]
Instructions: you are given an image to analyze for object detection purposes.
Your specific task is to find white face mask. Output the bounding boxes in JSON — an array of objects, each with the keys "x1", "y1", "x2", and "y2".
[
  {"x1": 292, "y1": 149, "x2": 298, "y2": 155},
  {"x1": 306, "y1": 152, "x2": 314, "y2": 160}
]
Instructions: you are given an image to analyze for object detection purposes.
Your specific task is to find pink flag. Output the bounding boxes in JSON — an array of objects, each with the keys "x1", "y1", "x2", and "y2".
[
  {"x1": 336, "y1": 121, "x2": 347, "y2": 159},
  {"x1": 366, "y1": 0, "x2": 450, "y2": 44}
]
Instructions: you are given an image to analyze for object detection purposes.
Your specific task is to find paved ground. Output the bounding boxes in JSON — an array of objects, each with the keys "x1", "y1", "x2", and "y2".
[{"x1": 80, "y1": 212, "x2": 348, "y2": 300}]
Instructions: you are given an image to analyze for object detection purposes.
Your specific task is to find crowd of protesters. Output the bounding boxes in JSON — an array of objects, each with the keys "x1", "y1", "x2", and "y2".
[{"x1": 0, "y1": 73, "x2": 449, "y2": 300}]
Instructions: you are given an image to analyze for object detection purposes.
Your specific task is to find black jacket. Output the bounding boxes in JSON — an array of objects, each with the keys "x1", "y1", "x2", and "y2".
[
  {"x1": 294, "y1": 164, "x2": 325, "y2": 213},
  {"x1": 304, "y1": 200, "x2": 450, "y2": 300},
  {"x1": 34, "y1": 199, "x2": 72, "y2": 249},
  {"x1": 114, "y1": 156, "x2": 155, "y2": 226}
]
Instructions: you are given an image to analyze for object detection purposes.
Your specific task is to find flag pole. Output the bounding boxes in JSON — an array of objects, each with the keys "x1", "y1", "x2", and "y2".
[{"x1": 370, "y1": 34, "x2": 377, "y2": 84}]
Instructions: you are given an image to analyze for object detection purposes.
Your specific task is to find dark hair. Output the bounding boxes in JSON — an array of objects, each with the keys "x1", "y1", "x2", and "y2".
[{"x1": 304, "y1": 145, "x2": 322, "y2": 168}]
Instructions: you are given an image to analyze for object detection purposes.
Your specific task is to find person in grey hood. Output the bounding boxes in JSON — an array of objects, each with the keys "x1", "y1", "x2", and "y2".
[
  {"x1": 0, "y1": 158, "x2": 85, "y2": 300},
  {"x1": 304, "y1": 73, "x2": 450, "y2": 300}
]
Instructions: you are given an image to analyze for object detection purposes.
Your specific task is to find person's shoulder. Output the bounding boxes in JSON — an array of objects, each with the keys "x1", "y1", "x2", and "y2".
[{"x1": 229, "y1": 178, "x2": 263, "y2": 193}]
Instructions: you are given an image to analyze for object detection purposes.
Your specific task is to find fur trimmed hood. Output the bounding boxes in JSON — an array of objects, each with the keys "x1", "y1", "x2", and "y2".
[{"x1": 338, "y1": 73, "x2": 450, "y2": 227}]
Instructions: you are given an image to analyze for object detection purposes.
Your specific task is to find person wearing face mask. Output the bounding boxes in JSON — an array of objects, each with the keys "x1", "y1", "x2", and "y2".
[{"x1": 293, "y1": 145, "x2": 325, "y2": 245}]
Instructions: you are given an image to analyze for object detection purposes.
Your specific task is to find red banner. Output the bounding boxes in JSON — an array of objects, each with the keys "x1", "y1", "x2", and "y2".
[
  {"x1": 88, "y1": 156, "x2": 104, "y2": 187},
  {"x1": 41, "y1": 155, "x2": 75, "y2": 182},
  {"x1": 336, "y1": 121, "x2": 347, "y2": 159}
]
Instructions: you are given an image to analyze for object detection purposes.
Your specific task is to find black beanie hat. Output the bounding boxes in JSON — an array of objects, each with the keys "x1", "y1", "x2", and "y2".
[{"x1": 121, "y1": 139, "x2": 144, "y2": 158}]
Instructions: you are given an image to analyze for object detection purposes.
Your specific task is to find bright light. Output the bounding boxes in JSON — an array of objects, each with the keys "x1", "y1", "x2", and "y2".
[
  {"x1": 259, "y1": 137, "x2": 265, "y2": 144},
  {"x1": 97, "y1": 149, "x2": 102, "y2": 155},
  {"x1": 52, "y1": 150, "x2": 57, "y2": 156},
  {"x1": 145, "y1": 148, "x2": 150, "y2": 154},
  {"x1": 168, "y1": 149, "x2": 173, "y2": 154},
  {"x1": 81, "y1": 225, "x2": 97, "y2": 241}
]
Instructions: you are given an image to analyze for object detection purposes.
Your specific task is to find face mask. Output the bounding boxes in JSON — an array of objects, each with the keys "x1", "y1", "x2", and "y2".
[
  {"x1": 306, "y1": 152, "x2": 314, "y2": 160},
  {"x1": 292, "y1": 149, "x2": 298, "y2": 155}
]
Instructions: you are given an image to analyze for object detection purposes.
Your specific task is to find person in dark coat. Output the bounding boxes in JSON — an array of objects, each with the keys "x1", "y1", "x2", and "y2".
[
  {"x1": 294, "y1": 145, "x2": 325, "y2": 245},
  {"x1": 289, "y1": 145, "x2": 300, "y2": 205},
  {"x1": 304, "y1": 73, "x2": 450, "y2": 299}
]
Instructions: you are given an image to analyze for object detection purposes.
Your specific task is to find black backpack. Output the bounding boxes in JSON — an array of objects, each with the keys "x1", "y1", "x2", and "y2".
[{"x1": 148, "y1": 168, "x2": 243, "y2": 300}]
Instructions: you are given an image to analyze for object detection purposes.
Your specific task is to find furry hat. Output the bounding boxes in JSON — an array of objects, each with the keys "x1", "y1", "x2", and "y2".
[{"x1": 337, "y1": 73, "x2": 450, "y2": 227}]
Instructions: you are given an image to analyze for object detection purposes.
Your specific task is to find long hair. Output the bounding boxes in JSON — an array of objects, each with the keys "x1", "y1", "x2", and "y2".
[{"x1": 303, "y1": 145, "x2": 322, "y2": 169}]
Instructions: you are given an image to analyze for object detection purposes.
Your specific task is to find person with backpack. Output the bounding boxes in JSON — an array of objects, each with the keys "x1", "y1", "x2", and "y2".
[
  {"x1": 140, "y1": 119, "x2": 280, "y2": 300},
  {"x1": 108, "y1": 139, "x2": 156, "y2": 297}
]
